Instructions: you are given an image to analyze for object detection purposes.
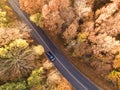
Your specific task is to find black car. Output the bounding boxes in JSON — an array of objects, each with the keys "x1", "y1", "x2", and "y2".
[{"x1": 46, "y1": 51, "x2": 55, "y2": 61}]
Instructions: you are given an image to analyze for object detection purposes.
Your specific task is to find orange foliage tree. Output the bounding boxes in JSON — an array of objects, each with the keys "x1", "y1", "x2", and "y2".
[{"x1": 19, "y1": 0, "x2": 45, "y2": 15}]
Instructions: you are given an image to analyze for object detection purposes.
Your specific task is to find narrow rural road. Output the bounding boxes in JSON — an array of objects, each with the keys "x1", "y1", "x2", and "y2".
[{"x1": 8, "y1": 0, "x2": 100, "y2": 89}]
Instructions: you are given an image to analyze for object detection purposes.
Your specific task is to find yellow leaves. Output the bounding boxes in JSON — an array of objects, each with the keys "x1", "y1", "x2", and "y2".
[
  {"x1": 30, "y1": 13, "x2": 43, "y2": 26},
  {"x1": 0, "y1": 11, "x2": 6, "y2": 17},
  {"x1": 15, "y1": 39, "x2": 28, "y2": 48},
  {"x1": 0, "y1": 38, "x2": 45, "y2": 58},
  {"x1": 0, "y1": 47, "x2": 7, "y2": 57},
  {"x1": 30, "y1": 13, "x2": 40, "y2": 24},
  {"x1": 0, "y1": 11, "x2": 8, "y2": 24},
  {"x1": 107, "y1": 70, "x2": 120, "y2": 89},
  {"x1": 77, "y1": 32, "x2": 89, "y2": 42},
  {"x1": 33, "y1": 45, "x2": 44, "y2": 55},
  {"x1": 9, "y1": 39, "x2": 29, "y2": 49},
  {"x1": 27, "y1": 67, "x2": 44, "y2": 88},
  {"x1": 107, "y1": 70, "x2": 120, "y2": 81},
  {"x1": 0, "y1": 0, "x2": 18, "y2": 27},
  {"x1": 0, "y1": 39, "x2": 29, "y2": 58}
]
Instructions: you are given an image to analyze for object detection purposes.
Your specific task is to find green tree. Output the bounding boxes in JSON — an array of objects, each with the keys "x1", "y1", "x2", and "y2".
[
  {"x1": 27, "y1": 67, "x2": 45, "y2": 88},
  {"x1": 0, "y1": 81, "x2": 27, "y2": 90}
]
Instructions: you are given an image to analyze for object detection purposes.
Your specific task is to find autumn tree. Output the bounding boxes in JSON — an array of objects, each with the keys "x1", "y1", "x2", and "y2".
[
  {"x1": 63, "y1": 20, "x2": 79, "y2": 43},
  {"x1": 19, "y1": 0, "x2": 45, "y2": 15},
  {"x1": 0, "y1": 39, "x2": 45, "y2": 82}
]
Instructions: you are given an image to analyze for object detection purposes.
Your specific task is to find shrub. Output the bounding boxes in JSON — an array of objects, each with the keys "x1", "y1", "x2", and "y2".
[{"x1": 0, "y1": 81, "x2": 27, "y2": 90}]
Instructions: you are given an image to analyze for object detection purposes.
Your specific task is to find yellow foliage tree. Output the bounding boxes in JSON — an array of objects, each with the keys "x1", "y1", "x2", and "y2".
[
  {"x1": 107, "y1": 70, "x2": 120, "y2": 89},
  {"x1": 33, "y1": 45, "x2": 44, "y2": 55}
]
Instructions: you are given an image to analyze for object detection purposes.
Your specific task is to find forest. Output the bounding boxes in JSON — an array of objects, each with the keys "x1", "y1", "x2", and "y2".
[
  {"x1": 1, "y1": 0, "x2": 120, "y2": 89},
  {"x1": 0, "y1": 0, "x2": 73, "y2": 90},
  {"x1": 18, "y1": 0, "x2": 120, "y2": 90}
]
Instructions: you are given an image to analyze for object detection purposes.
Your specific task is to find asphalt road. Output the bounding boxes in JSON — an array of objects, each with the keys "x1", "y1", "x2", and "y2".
[{"x1": 8, "y1": 0, "x2": 101, "y2": 90}]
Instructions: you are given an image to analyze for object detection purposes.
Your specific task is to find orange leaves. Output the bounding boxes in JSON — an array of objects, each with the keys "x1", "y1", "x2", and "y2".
[
  {"x1": 19, "y1": 0, "x2": 45, "y2": 15},
  {"x1": 63, "y1": 20, "x2": 79, "y2": 43},
  {"x1": 113, "y1": 55, "x2": 120, "y2": 69}
]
